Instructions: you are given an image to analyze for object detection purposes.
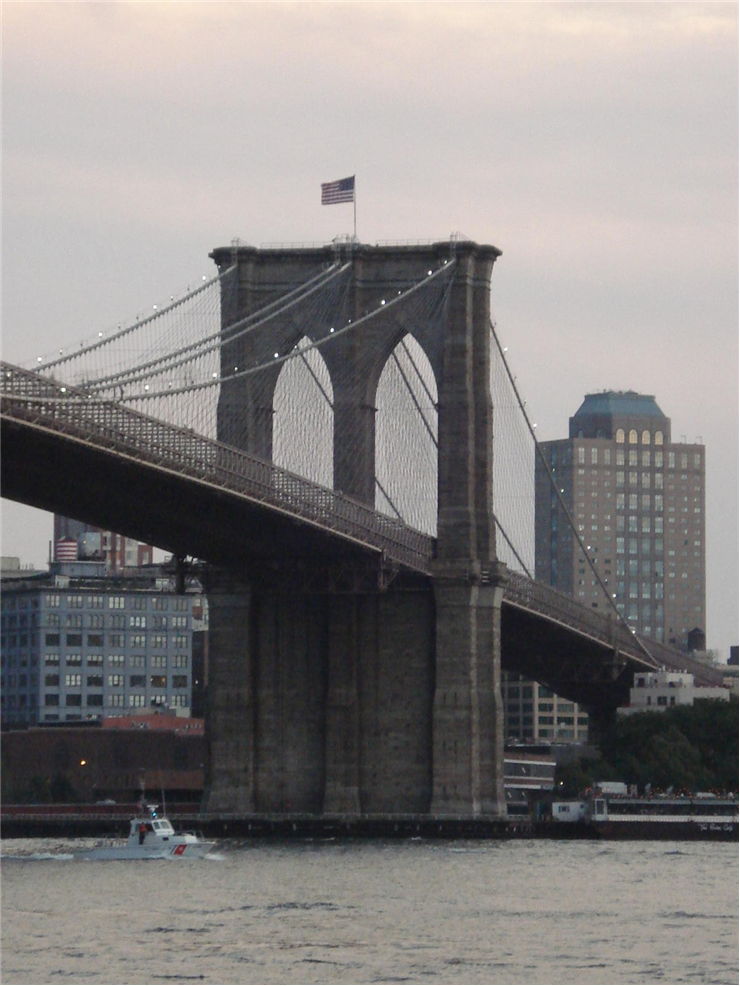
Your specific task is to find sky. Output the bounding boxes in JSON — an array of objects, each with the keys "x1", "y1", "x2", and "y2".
[{"x1": 2, "y1": 1, "x2": 737, "y2": 657}]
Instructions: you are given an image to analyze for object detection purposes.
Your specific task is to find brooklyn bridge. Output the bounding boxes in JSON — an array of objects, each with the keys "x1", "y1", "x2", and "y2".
[{"x1": 1, "y1": 238, "x2": 721, "y2": 818}]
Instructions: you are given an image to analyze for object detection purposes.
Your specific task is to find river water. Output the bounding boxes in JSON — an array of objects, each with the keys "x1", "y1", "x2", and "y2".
[{"x1": 2, "y1": 837, "x2": 737, "y2": 985}]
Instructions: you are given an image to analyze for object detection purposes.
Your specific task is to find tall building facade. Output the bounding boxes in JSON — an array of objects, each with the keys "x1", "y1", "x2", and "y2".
[
  {"x1": 535, "y1": 391, "x2": 705, "y2": 649},
  {"x1": 0, "y1": 562, "x2": 203, "y2": 728}
]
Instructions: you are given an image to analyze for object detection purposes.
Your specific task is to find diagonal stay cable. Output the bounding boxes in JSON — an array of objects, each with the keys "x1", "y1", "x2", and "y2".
[
  {"x1": 35, "y1": 266, "x2": 237, "y2": 373},
  {"x1": 85, "y1": 263, "x2": 351, "y2": 391},
  {"x1": 488, "y1": 320, "x2": 657, "y2": 663},
  {"x1": 113, "y1": 260, "x2": 457, "y2": 403}
]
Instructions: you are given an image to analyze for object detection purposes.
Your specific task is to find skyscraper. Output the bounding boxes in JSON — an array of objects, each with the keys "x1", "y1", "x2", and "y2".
[{"x1": 535, "y1": 391, "x2": 705, "y2": 650}]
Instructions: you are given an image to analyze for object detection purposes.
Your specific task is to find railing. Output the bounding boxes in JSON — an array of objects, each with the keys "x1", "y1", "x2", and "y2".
[
  {"x1": 1, "y1": 363, "x2": 434, "y2": 574},
  {"x1": 505, "y1": 571, "x2": 647, "y2": 661}
]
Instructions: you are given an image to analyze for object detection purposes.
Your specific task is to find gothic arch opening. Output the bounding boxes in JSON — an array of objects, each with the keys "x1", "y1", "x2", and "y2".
[
  {"x1": 273, "y1": 337, "x2": 333, "y2": 487},
  {"x1": 375, "y1": 334, "x2": 438, "y2": 535}
]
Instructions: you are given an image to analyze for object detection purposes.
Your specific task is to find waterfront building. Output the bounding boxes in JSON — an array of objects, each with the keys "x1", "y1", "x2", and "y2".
[
  {"x1": 619, "y1": 669, "x2": 730, "y2": 716},
  {"x1": 0, "y1": 561, "x2": 204, "y2": 728},
  {"x1": 0, "y1": 712, "x2": 205, "y2": 803}
]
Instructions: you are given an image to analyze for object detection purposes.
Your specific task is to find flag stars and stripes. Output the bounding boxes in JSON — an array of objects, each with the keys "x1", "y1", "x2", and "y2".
[{"x1": 321, "y1": 176, "x2": 355, "y2": 204}]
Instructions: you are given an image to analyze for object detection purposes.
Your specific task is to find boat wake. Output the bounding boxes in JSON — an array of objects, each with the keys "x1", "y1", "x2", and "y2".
[{"x1": 3, "y1": 852, "x2": 75, "y2": 861}]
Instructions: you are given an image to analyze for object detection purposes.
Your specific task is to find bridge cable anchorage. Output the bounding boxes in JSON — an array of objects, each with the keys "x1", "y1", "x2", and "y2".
[{"x1": 488, "y1": 320, "x2": 658, "y2": 666}]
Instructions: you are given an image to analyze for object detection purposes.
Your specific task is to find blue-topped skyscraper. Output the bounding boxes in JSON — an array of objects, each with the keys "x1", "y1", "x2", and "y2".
[{"x1": 535, "y1": 390, "x2": 706, "y2": 652}]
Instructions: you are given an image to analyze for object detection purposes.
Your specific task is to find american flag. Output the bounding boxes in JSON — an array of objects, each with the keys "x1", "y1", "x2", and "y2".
[{"x1": 321, "y1": 175, "x2": 355, "y2": 205}]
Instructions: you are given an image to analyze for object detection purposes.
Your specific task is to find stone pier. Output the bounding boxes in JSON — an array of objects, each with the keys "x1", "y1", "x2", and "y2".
[{"x1": 204, "y1": 240, "x2": 507, "y2": 818}]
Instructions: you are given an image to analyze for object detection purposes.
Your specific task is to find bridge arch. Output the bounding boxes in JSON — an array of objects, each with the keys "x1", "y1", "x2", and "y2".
[
  {"x1": 374, "y1": 334, "x2": 438, "y2": 535},
  {"x1": 273, "y1": 337, "x2": 333, "y2": 487}
]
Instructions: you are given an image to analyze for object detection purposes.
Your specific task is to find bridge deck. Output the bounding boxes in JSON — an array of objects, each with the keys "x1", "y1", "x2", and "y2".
[{"x1": 2, "y1": 361, "x2": 724, "y2": 686}]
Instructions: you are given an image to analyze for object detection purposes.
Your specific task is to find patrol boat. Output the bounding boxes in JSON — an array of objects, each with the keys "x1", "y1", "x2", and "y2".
[{"x1": 77, "y1": 804, "x2": 216, "y2": 860}]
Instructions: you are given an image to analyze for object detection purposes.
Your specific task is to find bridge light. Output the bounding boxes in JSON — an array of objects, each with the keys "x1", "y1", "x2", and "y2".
[
  {"x1": 381, "y1": 299, "x2": 386, "y2": 305},
  {"x1": 153, "y1": 305, "x2": 158, "y2": 311},
  {"x1": 273, "y1": 352, "x2": 279, "y2": 358},
  {"x1": 202, "y1": 275, "x2": 207, "y2": 281},
  {"x1": 144, "y1": 385, "x2": 150, "y2": 392},
  {"x1": 212, "y1": 372, "x2": 218, "y2": 378},
  {"x1": 533, "y1": 423, "x2": 538, "y2": 429},
  {"x1": 233, "y1": 366, "x2": 238, "y2": 372},
  {"x1": 329, "y1": 327, "x2": 335, "y2": 333},
  {"x1": 37, "y1": 357, "x2": 43, "y2": 363},
  {"x1": 427, "y1": 270, "x2": 432, "y2": 275},
  {"x1": 503, "y1": 347, "x2": 508, "y2": 352},
  {"x1": 98, "y1": 331, "x2": 104, "y2": 337},
  {"x1": 60, "y1": 387, "x2": 67, "y2": 393}
]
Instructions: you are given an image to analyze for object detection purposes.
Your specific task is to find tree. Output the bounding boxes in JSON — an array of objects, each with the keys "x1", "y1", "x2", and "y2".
[{"x1": 559, "y1": 698, "x2": 738, "y2": 794}]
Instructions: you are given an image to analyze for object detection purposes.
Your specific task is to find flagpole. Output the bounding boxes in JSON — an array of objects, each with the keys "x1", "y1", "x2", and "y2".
[{"x1": 353, "y1": 175, "x2": 357, "y2": 241}]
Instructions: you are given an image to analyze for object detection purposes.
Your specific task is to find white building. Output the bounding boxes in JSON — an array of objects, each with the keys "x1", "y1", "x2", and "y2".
[{"x1": 619, "y1": 669, "x2": 730, "y2": 715}]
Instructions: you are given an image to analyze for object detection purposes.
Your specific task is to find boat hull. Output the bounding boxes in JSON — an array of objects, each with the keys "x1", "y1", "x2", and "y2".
[
  {"x1": 77, "y1": 840, "x2": 216, "y2": 860},
  {"x1": 592, "y1": 817, "x2": 737, "y2": 840}
]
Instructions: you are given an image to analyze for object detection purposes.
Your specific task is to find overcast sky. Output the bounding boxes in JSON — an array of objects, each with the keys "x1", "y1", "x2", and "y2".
[{"x1": 2, "y1": 1, "x2": 737, "y2": 656}]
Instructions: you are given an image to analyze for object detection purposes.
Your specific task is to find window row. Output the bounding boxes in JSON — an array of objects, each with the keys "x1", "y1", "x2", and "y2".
[
  {"x1": 44, "y1": 633, "x2": 190, "y2": 648},
  {"x1": 42, "y1": 693, "x2": 190, "y2": 708},
  {"x1": 615, "y1": 429, "x2": 664, "y2": 445},
  {"x1": 43, "y1": 594, "x2": 192, "y2": 611},
  {"x1": 44, "y1": 674, "x2": 189, "y2": 688},
  {"x1": 43, "y1": 653, "x2": 190, "y2": 668}
]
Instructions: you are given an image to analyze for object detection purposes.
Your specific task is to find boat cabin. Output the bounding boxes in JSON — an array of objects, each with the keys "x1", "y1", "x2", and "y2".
[{"x1": 128, "y1": 806, "x2": 175, "y2": 845}]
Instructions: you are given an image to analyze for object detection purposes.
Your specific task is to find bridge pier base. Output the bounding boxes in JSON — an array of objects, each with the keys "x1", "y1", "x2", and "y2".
[
  {"x1": 431, "y1": 563, "x2": 508, "y2": 817},
  {"x1": 322, "y1": 596, "x2": 362, "y2": 813},
  {"x1": 202, "y1": 569, "x2": 256, "y2": 813}
]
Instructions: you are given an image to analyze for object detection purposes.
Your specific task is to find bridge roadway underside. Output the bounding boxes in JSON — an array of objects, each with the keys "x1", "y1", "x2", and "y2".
[
  {"x1": 0, "y1": 418, "x2": 379, "y2": 571},
  {"x1": 2, "y1": 419, "x2": 632, "y2": 815}
]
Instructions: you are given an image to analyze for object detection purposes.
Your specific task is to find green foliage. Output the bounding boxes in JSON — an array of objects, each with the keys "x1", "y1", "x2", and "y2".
[
  {"x1": 554, "y1": 757, "x2": 611, "y2": 797},
  {"x1": 558, "y1": 699, "x2": 738, "y2": 795}
]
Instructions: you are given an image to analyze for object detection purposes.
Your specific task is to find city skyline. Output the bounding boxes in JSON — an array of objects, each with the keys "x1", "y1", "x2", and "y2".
[{"x1": 2, "y1": 2, "x2": 736, "y2": 656}]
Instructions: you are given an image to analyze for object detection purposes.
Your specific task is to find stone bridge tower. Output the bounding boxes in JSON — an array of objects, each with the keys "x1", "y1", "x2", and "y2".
[{"x1": 204, "y1": 239, "x2": 508, "y2": 818}]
